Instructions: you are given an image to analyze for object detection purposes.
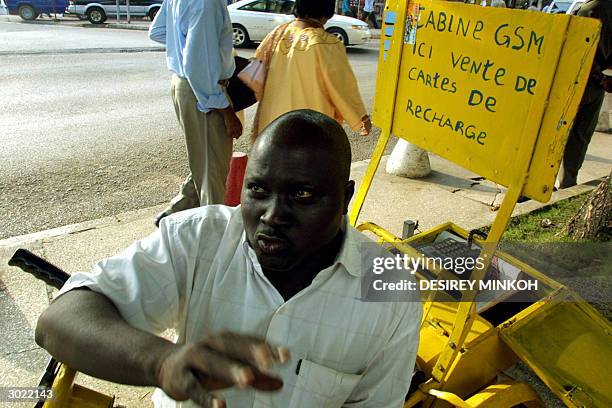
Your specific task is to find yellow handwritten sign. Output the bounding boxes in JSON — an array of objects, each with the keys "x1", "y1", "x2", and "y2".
[{"x1": 374, "y1": 1, "x2": 600, "y2": 202}]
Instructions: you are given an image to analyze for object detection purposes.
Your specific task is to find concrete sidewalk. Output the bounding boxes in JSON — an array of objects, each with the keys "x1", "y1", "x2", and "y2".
[{"x1": 0, "y1": 130, "x2": 610, "y2": 406}]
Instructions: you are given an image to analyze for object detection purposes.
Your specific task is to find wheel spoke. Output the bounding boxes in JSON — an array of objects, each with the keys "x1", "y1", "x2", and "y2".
[{"x1": 233, "y1": 29, "x2": 244, "y2": 45}]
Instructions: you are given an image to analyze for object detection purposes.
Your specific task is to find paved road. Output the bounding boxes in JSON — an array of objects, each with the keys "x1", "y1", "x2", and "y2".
[
  {"x1": 0, "y1": 18, "x2": 162, "y2": 54},
  {"x1": 0, "y1": 21, "x2": 382, "y2": 239}
]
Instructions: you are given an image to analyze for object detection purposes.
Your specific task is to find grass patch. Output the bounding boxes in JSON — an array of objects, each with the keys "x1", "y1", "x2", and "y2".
[
  {"x1": 502, "y1": 193, "x2": 610, "y2": 243},
  {"x1": 498, "y1": 192, "x2": 611, "y2": 319}
]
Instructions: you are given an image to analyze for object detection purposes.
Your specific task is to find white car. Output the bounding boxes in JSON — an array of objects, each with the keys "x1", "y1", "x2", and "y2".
[
  {"x1": 543, "y1": 0, "x2": 584, "y2": 15},
  {"x1": 227, "y1": 0, "x2": 371, "y2": 47}
]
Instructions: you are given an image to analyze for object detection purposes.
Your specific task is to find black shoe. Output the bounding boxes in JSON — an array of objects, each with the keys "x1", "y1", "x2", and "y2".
[{"x1": 154, "y1": 211, "x2": 170, "y2": 228}]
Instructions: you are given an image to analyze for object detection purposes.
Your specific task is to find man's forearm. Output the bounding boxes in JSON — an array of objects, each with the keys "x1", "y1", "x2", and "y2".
[{"x1": 35, "y1": 289, "x2": 175, "y2": 387}]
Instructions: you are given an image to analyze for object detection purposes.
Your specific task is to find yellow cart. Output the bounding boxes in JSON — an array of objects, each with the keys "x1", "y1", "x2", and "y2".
[
  {"x1": 8, "y1": 2, "x2": 611, "y2": 407},
  {"x1": 352, "y1": 1, "x2": 611, "y2": 406}
]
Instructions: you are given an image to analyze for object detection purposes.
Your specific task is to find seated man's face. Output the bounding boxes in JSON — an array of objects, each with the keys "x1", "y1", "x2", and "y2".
[{"x1": 241, "y1": 141, "x2": 351, "y2": 273}]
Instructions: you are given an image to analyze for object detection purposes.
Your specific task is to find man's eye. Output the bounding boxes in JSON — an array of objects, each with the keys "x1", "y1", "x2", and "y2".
[
  {"x1": 294, "y1": 190, "x2": 313, "y2": 199},
  {"x1": 249, "y1": 184, "x2": 266, "y2": 194}
]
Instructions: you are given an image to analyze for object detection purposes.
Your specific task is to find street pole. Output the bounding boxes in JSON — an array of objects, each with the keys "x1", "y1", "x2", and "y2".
[
  {"x1": 116, "y1": 0, "x2": 120, "y2": 23},
  {"x1": 126, "y1": 0, "x2": 130, "y2": 23}
]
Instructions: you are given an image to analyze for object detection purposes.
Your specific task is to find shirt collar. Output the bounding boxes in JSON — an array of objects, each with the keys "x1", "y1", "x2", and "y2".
[{"x1": 333, "y1": 218, "x2": 363, "y2": 278}]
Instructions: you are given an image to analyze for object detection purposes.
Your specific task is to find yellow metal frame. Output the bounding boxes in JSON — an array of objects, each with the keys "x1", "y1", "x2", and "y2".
[
  {"x1": 359, "y1": 220, "x2": 612, "y2": 407},
  {"x1": 351, "y1": 2, "x2": 604, "y2": 406},
  {"x1": 43, "y1": 365, "x2": 114, "y2": 408},
  {"x1": 500, "y1": 290, "x2": 612, "y2": 407},
  {"x1": 403, "y1": 379, "x2": 543, "y2": 408},
  {"x1": 29, "y1": 3, "x2": 605, "y2": 407},
  {"x1": 353, "y1": 74, "x2": 538, "y2": 390},
  {"x1": 358, "y1": 222, "x2": 547, "y2": 407}
]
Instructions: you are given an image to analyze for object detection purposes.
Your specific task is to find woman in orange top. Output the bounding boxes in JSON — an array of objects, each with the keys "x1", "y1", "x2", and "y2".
[{"x1": 253, "y1": 0, "x2": 372, "y2": 137}]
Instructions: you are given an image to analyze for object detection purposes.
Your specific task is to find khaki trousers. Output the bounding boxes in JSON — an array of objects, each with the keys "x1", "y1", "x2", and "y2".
[{"x1": 167, "y1": 75, "x2": 233, "y2": 213}]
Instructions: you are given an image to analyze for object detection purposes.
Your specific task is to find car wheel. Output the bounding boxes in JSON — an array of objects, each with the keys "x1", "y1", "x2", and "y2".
[
  {"x1": 86, "y1": 7, "x2": 106, "y2": 24},
  {"x1": 18, "y1": 5, "x2": 38, "y2": 20},
  {"x1": 326, "y1": 27, "x2": 349, "y2": 46},
  {"x1": 148, "y1": 7, "x2": 159, "y2": 21},
  {"x1": 232, "y1": 24, "x2": 250, "y2": 48}
]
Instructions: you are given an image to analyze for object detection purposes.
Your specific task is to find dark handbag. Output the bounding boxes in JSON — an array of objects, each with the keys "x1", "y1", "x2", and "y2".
[{"x1": 226, "y1": 56, "x2": 257, "y2": 112}]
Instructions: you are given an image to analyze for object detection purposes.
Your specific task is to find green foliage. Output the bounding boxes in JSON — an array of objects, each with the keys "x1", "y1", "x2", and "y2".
[{"x1": 502, "y1": 194, "x2": 609, "y2": 243}]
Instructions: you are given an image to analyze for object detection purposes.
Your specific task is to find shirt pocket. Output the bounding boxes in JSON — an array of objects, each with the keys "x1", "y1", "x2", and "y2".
[{"x1": 288, "y1": 359, "x2": 362, "y2": 408}]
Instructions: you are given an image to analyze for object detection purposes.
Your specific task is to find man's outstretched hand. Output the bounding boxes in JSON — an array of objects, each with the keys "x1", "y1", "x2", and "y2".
[
  {"x1": 157, "y1": 331, "x2": 290, "y2": 408},
  {"x1": 36, "y1": 291, "x2": 289, "y2": 408}
]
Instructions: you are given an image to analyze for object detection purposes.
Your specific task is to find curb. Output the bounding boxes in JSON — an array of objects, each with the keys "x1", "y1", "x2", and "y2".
[
  {"x1": 0, "y1": 204, "x2": 165, "y2": 248},
  {"x1": 473, "y1": 178, "x2": 604, "y2": 230},
  {"x1": 0, "y1": 47, "x2": 164, "y2": 56},
  {"x1": 0, "y1": 16, "x2": 381, "y2": 38},
  {"x1": 0, "y1": 16, "x2": 88, "y2": 26},
  {"x1": 511, "y1": 179, "x2": 602, "y2": 217},
  {"x1": 106, "y1": 23, "x2": 149, "y2": 30}
]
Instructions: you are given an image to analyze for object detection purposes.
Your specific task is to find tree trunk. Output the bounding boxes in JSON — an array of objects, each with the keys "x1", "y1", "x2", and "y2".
[{"x1": 561, "y1": 173, "x2": 612, "y2": 240}]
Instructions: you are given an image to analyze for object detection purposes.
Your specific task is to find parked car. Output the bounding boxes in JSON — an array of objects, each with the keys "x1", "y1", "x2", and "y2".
[
  {"x1": 6, "y1": 0, "x2": 69, "y2": 20},
  {"x1": 543, "y1": 0, "x2": 573, "y2": 13},
  {"x1": 65, "y1": 0, "x2": 161, "y2": 24},
  {"x1": 0, "y1": 0, "x2": 9, "y2": 16},
  {"x1": 227, "y1": 0, "x2": 371, "y2": 47}
]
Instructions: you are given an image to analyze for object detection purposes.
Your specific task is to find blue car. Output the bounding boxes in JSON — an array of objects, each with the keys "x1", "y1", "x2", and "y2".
[{"x1": 6, "y1": 0, "x2": 69, "y2": 20}]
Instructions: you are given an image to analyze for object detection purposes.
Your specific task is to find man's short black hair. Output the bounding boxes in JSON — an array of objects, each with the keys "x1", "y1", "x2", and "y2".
[{"x1": 293, "y1": 0, "x2": 335, "y2": 20}]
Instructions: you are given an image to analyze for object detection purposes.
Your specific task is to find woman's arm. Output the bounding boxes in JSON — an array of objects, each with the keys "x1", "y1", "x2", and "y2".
[{"x1": 319, "y1": 42, "x2": 371, "y2": 134}]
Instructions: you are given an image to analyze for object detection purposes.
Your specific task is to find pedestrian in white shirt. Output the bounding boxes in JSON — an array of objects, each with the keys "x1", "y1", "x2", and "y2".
[
  {"x1": 149, "y1": 0, "x2": 243, "y2": 227},
  {"x1": 36, "y1": 110, "x2": 422, "y2": 408},
  {"x1": 362, "y1": 0, "x2": 379, "y2": 28}
]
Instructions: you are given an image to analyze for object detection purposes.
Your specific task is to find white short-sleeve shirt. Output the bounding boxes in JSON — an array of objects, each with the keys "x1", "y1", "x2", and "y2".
[{"x1": 57, "y1": 205, "x2": 422, "y2": 408}]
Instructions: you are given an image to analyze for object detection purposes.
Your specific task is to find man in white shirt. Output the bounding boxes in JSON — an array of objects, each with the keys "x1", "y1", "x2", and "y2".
[
  {"x1": 362, "y1": 0, "x2": 379, "y2": 29},
  {"x1": 36, "y1": 110, "x2": 422, "y2": 408},
  {"x1": 149, "y1": 0, "x2": 243, "y2": 227}
]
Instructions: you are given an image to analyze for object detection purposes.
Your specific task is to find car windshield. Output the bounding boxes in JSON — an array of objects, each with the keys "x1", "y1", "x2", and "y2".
[
  {"x1": 270, "y1": 1, "x2": 294, "y2": 14},
  {"x1": 549, "y1": 1, "x2": 573, "y2": 12},
  {"x1": 239, "y1": 1, "x2": 267, "y2": 12},
  {"x1": 238, "y1": 0, "x2": 294, "y2": 14}
]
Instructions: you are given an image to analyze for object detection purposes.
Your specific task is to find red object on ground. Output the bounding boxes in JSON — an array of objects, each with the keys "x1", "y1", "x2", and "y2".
[{"x1": 225, "y1": 152, "x2": 248, "y2": 206}]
